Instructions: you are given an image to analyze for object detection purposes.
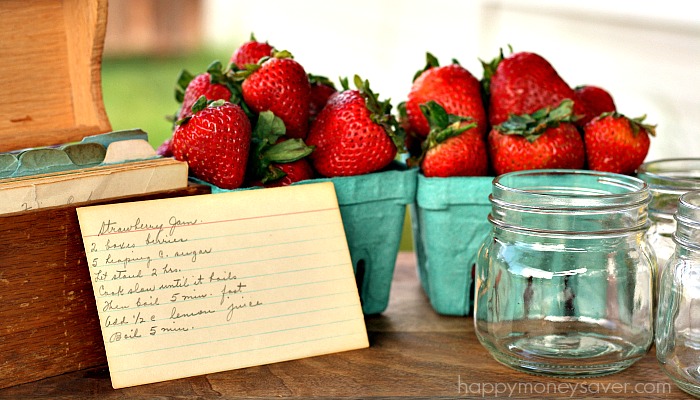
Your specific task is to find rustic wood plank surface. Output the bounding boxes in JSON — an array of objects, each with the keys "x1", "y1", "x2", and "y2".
[{"x1": 0, "y1": 252, "x2": 692, "y2": 399}]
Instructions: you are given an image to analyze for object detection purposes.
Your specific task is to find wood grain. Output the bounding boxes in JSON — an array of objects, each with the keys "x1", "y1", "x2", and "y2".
[
  {"x1": 0, "y1": 252, "x2": 692, "y2": 398},
  {"x1": 0, "y1": 184, "x2": 210, "y2": 389},
  {"x1": 0, "y1": 0, "x2": 111, "y2": 152}
]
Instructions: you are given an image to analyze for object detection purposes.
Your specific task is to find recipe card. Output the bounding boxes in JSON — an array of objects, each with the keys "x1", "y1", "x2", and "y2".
[{"x1": 76, "y1": 182, "x2": 368, "y2": 389}]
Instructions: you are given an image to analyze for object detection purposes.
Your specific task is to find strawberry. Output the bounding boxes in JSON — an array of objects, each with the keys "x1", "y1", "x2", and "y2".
[
  {"x1": 574, "y1": 85, "x2": 616, "y2": 127},
  {"x1": 230, "y1": 33, "x2": 275, "y2": 69},
  {"x1": 171, "y1": 97, "x2": 252, "y2": 189},
  {"x1": 245, "y1": 111, "x2": 315, "y2": 187},
  {"x1": 308, "y1": 74, "x2": 337, "y2": 122},
  {"x1": 412, "y1": 101, "x2": 488, "y2": 177},
  {"x1": 397, "y1": 102, "x2": 423, "y2": 158},
  {"x1": 584, "y1": 112, "x2": 656, "y2": 175},
  {"x1": 250, "y1": 159, "x2": 315, "y2": 188},
  {"x1": 156, "y1": 138, "x2": 173, "y2": 157},
  {"x1": 405, "y1": 53, "x2": 487, "y2": 137},
  {"x1": 483, "y1": 50, "x2": 587, "y2": 127},
  {"x1": 488, "y1": 99, "x2": 585, "y2": 175},
  {"x1": 232, "y1": 51, "x2": 311, "y2": 139},
  {"x1": 174, "y1": 61, "x2": 239, "y2": 121},
  {"x1": 306, "y1": 76, "x2": 403, "y2": 177}
]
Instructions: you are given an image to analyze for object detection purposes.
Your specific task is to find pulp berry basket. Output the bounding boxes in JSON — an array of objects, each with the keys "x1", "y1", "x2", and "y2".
[
  {"x1": 199, "y1": 162, "x2": 418, "y2": 315},
  {"x1": 409, "y1": 173, "x2": 493, "y2": 316}
]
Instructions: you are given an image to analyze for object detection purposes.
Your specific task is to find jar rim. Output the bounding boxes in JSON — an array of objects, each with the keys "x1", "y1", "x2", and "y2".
[
  {"x1": 492, "y1": 169, "x2": 650, "y2": 210},
  {"x1": 637, "y1": 158, "x2": 700, "y2": 190},
  {"x1": 676, "y1": 190, "x2": 700, "y2": 225}
]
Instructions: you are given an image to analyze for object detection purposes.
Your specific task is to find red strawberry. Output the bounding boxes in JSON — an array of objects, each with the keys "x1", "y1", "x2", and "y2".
[
  {"x1": 306, "y1": 76, "x2": 403, "y2": 177},
  {"x1": 584, "y1": 112, "x2": 656, "y2": 175},
  {"x1": 574, "y1": 85, "x2": 616, "y2": 126},
  {"x1": 156, "y1": 138, "x2": 173, "y2": 157},
  {"x1": 488, "y1": 99, "x2": 585, "y2": 175},
  {"x1": 245, "y1": 111, "x2": 315, "y2": 187},
  {"x1": 233, "y1": 52, "x2": 311, "y2": 139},
  {"x1": 230, "y1": 33, "x2": 274, "y2": 69},
  {"x1": 308, "y1": 74, "x2": 337, "y2": 122},
  {"x1": 406, "y1": 53, "x2": 487, "y2": 137},
  {"x1": 171, "y1": 97, "x2": 252, "y2": 189},
  {"x1": 250, "y1": 159, "x2": 315, "y2": 188},
  {"x1": 413, "y1": 101, "x2": 488, "y2": 177},
  {"x1": 174, "y1": 62, "x2": 236, "y2": 121},
  {"x1": 483, "y1": 50, "x2": 586, "y2": 127}
]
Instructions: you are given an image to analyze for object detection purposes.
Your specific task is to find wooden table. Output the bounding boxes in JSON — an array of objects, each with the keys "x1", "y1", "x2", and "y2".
[{"x1": 0, "y1": 252, "x2": 691, "y2": 399}]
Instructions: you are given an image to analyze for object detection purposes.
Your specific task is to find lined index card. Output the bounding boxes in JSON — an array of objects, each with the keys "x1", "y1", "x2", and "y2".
[{"x1": 76, "y1": 182, "x2": 369, "y2": 389}]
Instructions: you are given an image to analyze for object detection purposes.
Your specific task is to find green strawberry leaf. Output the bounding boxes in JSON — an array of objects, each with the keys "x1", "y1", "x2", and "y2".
[
  {"x1": 422, "y1": 101, "x2": 477, "y2": 145},
  {"x1": 247, "y1": 111, "x2": 314, "y2": 182},
  {"x1": 479, "y1": 45, "x2": 513, "y2": 101},
  {"x1": 495, "y1": 99, "x2": 575, "y2": 143},
  {"x1": 264, "y1": 138, "x2": 314, "y2": 164},
  {"x1": 272, "y1": 49, "x2": 293, "y2": 59},
  {"x1": 410, "y1": 101, "x2": 477, "y2": 166},
  {"x1": 174, "y1": 96, "x2": 226, "y2": 126},
  {"x1": 253, "y1": 111, "x2": 287, "y2": 143},
  {"x1": 339, "y1": 76, "x2": 349, "y2": 91},
  {"x1": 174, "y1": 69, "x2": 195, "y2": 103},
  {"x1": 599, "y1": 112, "x2": 658, "y2": 137},
  {"x1": 308, "y1": 73, "x2": 336, "y2": 89},
  {"x1": 261, "y1": 164, "x2": 287, "y2": 184},
  {"x1": 412, "y1": 52, "x2": 441, "y2": 82}
]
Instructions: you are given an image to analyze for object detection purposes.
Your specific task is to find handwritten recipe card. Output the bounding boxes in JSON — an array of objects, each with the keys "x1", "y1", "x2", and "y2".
[{"x1": 76, "y1": 182, "x2": 369, "y2": 389}]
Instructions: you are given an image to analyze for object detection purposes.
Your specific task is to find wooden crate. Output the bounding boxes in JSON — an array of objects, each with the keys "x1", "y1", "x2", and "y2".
[{"x1": 0, "y1": 0, "x2": 210, "y2": 388}]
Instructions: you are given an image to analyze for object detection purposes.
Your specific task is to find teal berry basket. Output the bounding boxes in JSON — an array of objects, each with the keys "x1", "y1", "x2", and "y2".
[
  {"x1": 409, "y1": 173, "x2": 493, "y2": 316},
  {"x1": 194, "y1": 161, "x2": 418, "y2": 315}
]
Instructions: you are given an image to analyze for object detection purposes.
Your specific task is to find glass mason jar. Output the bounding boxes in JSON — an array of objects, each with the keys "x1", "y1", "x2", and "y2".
[
  {"x1": 656, "y1": 190, "x2": 700, "y2": 397},
  {"x1": 475, "y1": 169, "x2": 656, "y2": 377},
  {"x1": 637, "y1": 159, "x2": 700, "y2": 279}
]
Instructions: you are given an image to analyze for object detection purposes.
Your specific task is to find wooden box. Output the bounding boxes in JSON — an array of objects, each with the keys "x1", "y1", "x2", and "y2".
[{"x1": 0, "y1": 0, "x2": 210, "y2": 389}]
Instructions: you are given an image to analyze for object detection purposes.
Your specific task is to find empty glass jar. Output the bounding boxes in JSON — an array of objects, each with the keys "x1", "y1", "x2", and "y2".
[
  {"x1": 475, "y1": 169, "x2": 655, "y2": 377},
  {"x1": 637, "y1": 158, "x2": 700, "y2": 279},
  {"x1": 656, "y1": 190, "x2": 700, "y2": 397}
]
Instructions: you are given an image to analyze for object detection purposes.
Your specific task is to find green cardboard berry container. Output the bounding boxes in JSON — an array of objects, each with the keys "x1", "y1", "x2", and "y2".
[
  {"x1": 409, "y1": 173, "x2": 493, "y2": 316},
  {"x1": 195, "y1": 162, "x2": 417, "y2": 315}
]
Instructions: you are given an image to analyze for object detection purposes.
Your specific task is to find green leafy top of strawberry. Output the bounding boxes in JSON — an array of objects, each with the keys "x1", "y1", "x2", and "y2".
[
  {"x1": 308, "y1": 73, "x2": 336, "y2": 89},
  {"x1": 495, "y1": 98, "x2": 577, "y2": 143},
  {"x1": 228, "y1": 50, "x2": 294, "y2": 81},
  {"x1": 412, "y1": 52, "x2": 440, "y2": 82},
  {"x1": 174, "y1": 60, "x2": 252, "y2": 121},
  {"x1": 411, "y1": 52, "x2": 462, "y2": 82},
  {"x1": 175, "y1": 61, "x2": 230, "y2": 103},
  {"x1": 408, "y1": 100, "x2": 477, "y2": 167},
  {"x1": 174, "y1": 96, "x2": 222, "y2": 126},
  {"x1": 479, "y1": 46, "x2": 511, "y2": 100},
  {"x1": 339, "y1": 75, "x2": 405, "y2": 152},
  {"x1": 596, "y1": 112, "x2": 657, "y2": 137},
  {"x1": 247, "y1": 110, "x2": 315, "y2": 183}
]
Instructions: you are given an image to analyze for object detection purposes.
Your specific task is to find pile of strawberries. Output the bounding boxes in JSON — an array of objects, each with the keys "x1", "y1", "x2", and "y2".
[
  {"x1": 160, "y1": 37, "x2": 656, "y2": 190},
  {"x1": 402, "y1": 49, "x2": 656, "y2": 178},
  {"x1": 160, "y1": 34, "x2": 402, "y2": 189}
]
